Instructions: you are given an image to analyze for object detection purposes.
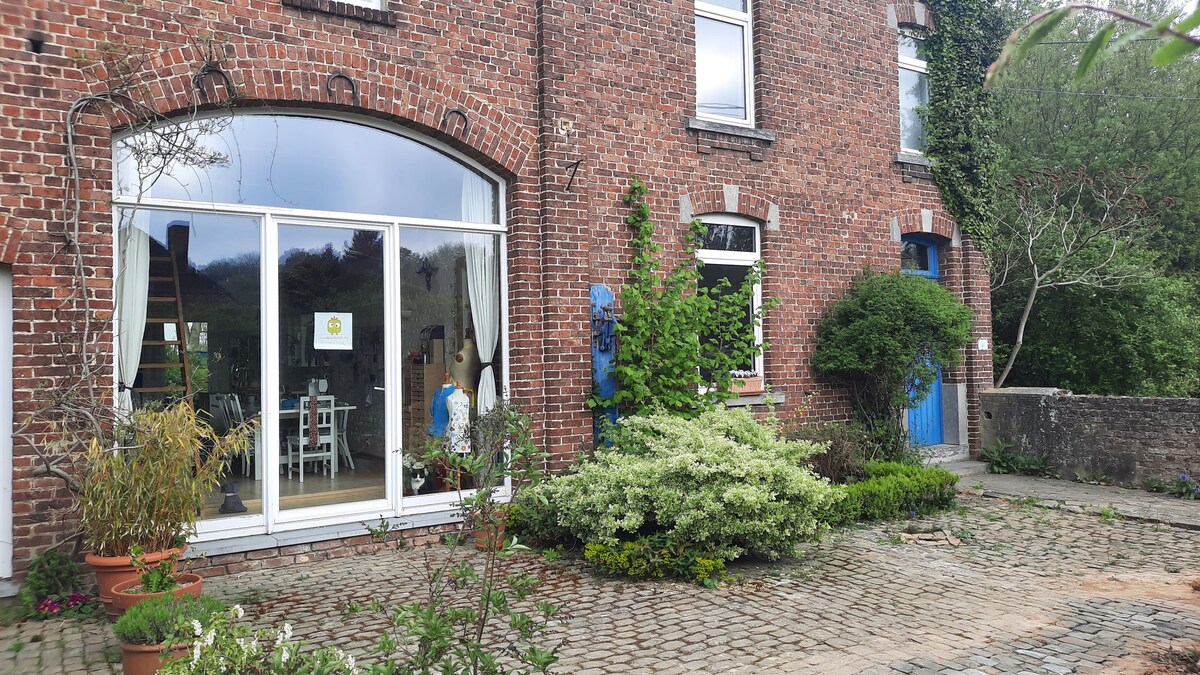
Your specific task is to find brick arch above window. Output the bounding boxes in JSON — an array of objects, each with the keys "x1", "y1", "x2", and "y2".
[
  {"x1": 890, "y1": 207, "x2": 959, "y2": 246},
  {"x1": 85, "y1": 43, "x2": 535, "y2": 180},
  {"x1": 887, "y1": 1, "x2": 935, "y2": 30},
  {"x1": 678, "y1": 186, "x2": 779, "y2": 231}
]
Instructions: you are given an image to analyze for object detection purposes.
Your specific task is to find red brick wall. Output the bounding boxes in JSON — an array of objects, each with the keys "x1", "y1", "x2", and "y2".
[{"x1": 0, "y1": 0, "x2": 993, "y2": 577}]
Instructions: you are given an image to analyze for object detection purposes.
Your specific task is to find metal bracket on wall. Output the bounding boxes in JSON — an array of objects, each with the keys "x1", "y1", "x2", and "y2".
[
  {"x1": 192, "y1": 61, "x2": 233, "y2": 102},
  {"x1": 441, "y1": 108, "x2": 470, "y2": 137},
  {"x1": 325, "y1": 72, "x2": 359, "y2": 104}
]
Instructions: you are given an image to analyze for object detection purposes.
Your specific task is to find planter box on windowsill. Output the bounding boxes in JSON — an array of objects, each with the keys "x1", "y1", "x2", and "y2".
[{"x1": 730, "y1": 376, "x2": 765, "y2": 396}]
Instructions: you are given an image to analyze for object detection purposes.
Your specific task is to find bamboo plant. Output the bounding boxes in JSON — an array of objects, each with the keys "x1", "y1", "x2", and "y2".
[{"x1": 78, "y1": 401, "x2": 253, "y2": 558}]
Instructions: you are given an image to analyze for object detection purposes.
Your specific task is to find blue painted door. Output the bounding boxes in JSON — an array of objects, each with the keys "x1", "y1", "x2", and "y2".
[{"x1": 908, "y1": 365, "x2": 943, "y2": 445}]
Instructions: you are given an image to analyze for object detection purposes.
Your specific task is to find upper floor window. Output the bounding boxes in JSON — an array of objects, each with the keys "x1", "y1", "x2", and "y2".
[
  {"x1": 697, "y1": 215, "x2": 762, "y2": 379},
  {"x1": 695, "y1": 0, "x2": 754, "y2": 127},
  {"x1": 898, "y1": 28, "x2": 929, "y2": 152}
]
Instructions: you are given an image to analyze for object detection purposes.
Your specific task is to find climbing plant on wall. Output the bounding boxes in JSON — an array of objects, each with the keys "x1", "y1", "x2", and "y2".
[
  {"x1": 587, "y1": 178, "x2": 773, "y2": 418},
  {"x1": 921, "y1": 0, "x2": 1009, "y2": 240}
]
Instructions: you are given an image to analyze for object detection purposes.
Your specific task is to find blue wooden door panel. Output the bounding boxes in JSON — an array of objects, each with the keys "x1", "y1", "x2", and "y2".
[{"x1": 908, "y1": 366, "x2": 943, "y2": 445}]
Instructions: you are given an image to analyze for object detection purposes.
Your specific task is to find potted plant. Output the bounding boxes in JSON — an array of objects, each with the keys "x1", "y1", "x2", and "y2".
[
  {"x1": 112, "y1": 593, "x2": 225, "y2": 675},
  {"x1": 78, "y1": 402, "x2": 252, "y2": 618},
  {"x1": 729, "y1": 370, "x2": 765, "y2": 395},
  {"x1": 108, "y1": 547, "x2": 204, "y2": 619}
]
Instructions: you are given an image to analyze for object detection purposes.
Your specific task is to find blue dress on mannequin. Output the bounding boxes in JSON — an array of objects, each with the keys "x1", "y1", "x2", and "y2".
[{"x1": 429, "y1": 383, "x2": 456, "y2": 436}]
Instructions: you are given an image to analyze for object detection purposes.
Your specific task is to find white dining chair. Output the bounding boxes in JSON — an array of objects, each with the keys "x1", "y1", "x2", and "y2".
[{"x1": 283, "y1": 395, "x2": 337, "y2": 482}]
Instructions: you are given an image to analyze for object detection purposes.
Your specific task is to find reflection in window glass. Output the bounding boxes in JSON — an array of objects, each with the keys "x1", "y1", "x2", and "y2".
[
  {"x1": 699, "y1": 223, "x2": 756, "y2": 252},
  {"x1": 899, "y1": 34, "x2": 925, "y2": 60},
  {"x1": 698, "y1": 263, "x2": 755, "y2": 377},
  {"x1": 900, "y1": 68, "x2": 928, "y2": 150},
  {"x1": 277, "y1": 224, "x2": 386, "y2": 510},
  {"x1": 696, "y1": 16, "x2": 748, "y2": 121},
  {"x1": 115, "y1": 115, "x2": 497, "y2": 223},
  {"x1": 116, "y1": 209, "x2": 263, "y2": 519},
  {"x1": 901, "y1": 241, "x2": 929, "y2": 271},
  {"x1": 399, "y1": 228, "x2": 502, "y2": 497}
]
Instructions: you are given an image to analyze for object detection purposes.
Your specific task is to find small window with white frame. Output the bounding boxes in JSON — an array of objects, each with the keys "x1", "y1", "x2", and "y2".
[
  {"x1": 696, "y1": 214, "x2": 763, "y2": 384},
  {"x1": 898, "y1": 27, "x2": 929, "y2": 152},
  {"x1": 695, "y1": 0, "x2": 755, "y2": 127}
]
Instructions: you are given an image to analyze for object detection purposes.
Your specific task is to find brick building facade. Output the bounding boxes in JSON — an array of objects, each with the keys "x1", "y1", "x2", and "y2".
[{"x1": 0, "y1": 0, "x2": 993, "y2": 586}]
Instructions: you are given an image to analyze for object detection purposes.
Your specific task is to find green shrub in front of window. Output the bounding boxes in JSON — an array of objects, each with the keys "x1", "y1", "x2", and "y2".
[{"x1": 520, "y1": 406, "x2": 843, "y2": 563}]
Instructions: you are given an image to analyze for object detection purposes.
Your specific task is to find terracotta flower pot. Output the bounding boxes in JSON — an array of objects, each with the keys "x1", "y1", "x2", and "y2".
[
  {"x1": 119, "y1": 641, "x2": 188, "y2": 675},
  {"x1": 87, "y1": 547, "x2": 186, "y2": 622},
  {"x1": 473, "y1": 514, "x2": 508, "y2": 551},
  {"x1": 109, "y1": 573, "x2": 203, "y2": 621}
]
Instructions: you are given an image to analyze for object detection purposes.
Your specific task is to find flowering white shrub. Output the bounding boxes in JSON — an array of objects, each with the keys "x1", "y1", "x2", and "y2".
[
  {"x1": 532, "y1": 407, "x2": 844, "y2": 561},
  {"x1": 159, "y1": 605, "x2": 361, "y2": 674}
]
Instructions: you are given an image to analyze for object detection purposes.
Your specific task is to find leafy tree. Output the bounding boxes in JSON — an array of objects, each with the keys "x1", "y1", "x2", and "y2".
[
  {"x1": 995, "y1": 276, "x2": 1200, "y2": 396},
  {"x1": 812, "y1": 271, "x2": 973, "y2": 457},
  {"x1": 984, "y1": 0, "x2": 1200, "y2": 394},
  {"x1": 988, "y1": 1, "x2": 1200, "y2": 85},
  {"x1": 987, "y1": 167, "x2": 1160, "y2": 386}
]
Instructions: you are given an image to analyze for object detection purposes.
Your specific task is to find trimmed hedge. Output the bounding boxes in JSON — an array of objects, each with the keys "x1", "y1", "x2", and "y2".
[{"x1": 825, "y1": 461, "x2": 959, "y2": 525}]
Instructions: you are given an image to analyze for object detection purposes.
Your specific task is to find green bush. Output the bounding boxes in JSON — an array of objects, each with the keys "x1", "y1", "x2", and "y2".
[
  {"x1": 583, "y1": 534, "x2": 726, "y2": 585},
  {"x1": 521, "y1": 407, "x2": 844, "y2": 562},
  {"x1": 113, "y1": 594, "x2": 226, "y2": 646},
  {"x1": 812, "y1": 270, "x2": 973, "y2": 458},
  {"x1": 19, "y1": 550, "x2": 81, "y2": 611},
  {"x1": 825, "y1": 462, "x2": 959, "y2": 525}
]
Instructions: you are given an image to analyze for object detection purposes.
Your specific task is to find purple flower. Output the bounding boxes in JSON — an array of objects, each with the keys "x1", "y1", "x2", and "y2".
[
  {"x1": 1180, "y1": 473, "x2": 1191, "y2": 482},
  {"x1": 65, "y1": 593, "x2": 90, "y2": 608},
  {"x1": 36, "y1": 597, "x2": 62, "y2": 615}
]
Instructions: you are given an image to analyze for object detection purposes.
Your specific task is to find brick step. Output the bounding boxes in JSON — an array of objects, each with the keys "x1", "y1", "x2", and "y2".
[{"x1": 940, "y1": 461, "x2": 989, "y2": 477}]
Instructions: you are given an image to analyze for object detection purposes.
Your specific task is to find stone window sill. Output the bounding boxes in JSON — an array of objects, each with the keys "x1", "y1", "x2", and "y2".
[
  {"x1": 723, "y1": 391, "x2": 785, "y2": 407},
  {"x1": 282, "y1": 0, "x2": 398, "y2": 26},
  {"x1": 894, "y1": 151, "x2": 931, "y2": 167},
  {"x1": 686, "y1": 117, "x2": 777, "y2": 142}
]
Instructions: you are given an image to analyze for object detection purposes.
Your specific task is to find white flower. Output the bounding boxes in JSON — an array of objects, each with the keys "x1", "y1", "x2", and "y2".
[
  {"x1": 232, "y1": 604, "x2": 244, "y2": 619},
  {"x1": 280, "y1": 647, "x2": 290, "y2": 665},
  {"x1": 192, "y1": 619, "x2": 203, "y2": 636},
  {"x1": 203, "y1": 629, "x2": 216, "y2": 648},
  {"x1": 191, "y1": 642, "x2": 202, "y2": 664},
  {"x1": 282, "y1": 623, "x2": 293, "y2": 640}
]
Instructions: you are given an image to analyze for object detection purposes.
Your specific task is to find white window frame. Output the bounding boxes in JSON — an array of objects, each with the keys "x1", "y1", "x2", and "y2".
[
  {"x1": 695, "y1": 0, "x2": 756, "y2": 128},
  {"x1": 110, "y1": 109, "x2": 509, "y2": 541},
  {"x1": 898, "y1": 28, "x2": 929, "y2": 154},
  {"x1": 696, "y1": 214, "x2": 764, "y2": 381}
]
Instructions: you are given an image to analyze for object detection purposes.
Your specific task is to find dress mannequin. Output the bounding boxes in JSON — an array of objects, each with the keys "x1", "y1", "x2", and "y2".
[
  {"x1": 428, "y1": 373, "x2": 456, "y2": 437},
  {"x1": 445, "y1": 385, "x2": 471, "y2": 454},
  {"x1": 447, "y1": 338, "x2": 481, "y2": 393}
]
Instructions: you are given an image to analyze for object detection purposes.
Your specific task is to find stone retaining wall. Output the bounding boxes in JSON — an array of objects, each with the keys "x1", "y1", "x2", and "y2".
[{"x1": 980, "y1": 388, "x2": 1200, "y2": 484}]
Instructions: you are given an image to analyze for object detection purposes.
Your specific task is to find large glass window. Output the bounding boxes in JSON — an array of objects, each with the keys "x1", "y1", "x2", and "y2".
[
  {"x1": 115, "y1": 115, "x2": 497, "y2": 224},
  {"x1": 115, "y1": 209, "x2": 262, "y2": 519},
  {"x1": 696, "y1": 215, "x2": 762, "y2": 382},
  {"x1": 696, "y1": 0, "x2": 754, "y2": 126},
  {"x1": 898, "y1": 30, "x2": 929, "y2": 152},
  {"x1": 113, "y1": 112, "x2": 504, "y2": 535},
  {"x1": 398, "y1": 229, "x2": 502, "y2": 499}
]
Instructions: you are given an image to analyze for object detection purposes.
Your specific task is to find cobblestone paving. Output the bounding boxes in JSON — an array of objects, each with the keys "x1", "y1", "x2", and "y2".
[{"x1": 2, "y1": 492, "x2": 1198, "y2": 674}]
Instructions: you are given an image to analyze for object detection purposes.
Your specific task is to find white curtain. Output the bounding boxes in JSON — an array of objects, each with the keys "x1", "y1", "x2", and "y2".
[
  {"x1": 462, "y1": 174, "x2": 499, "y2": 414},
  {"x1": 116, "y1": 211, "x2": 150, "y2": 413}
]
